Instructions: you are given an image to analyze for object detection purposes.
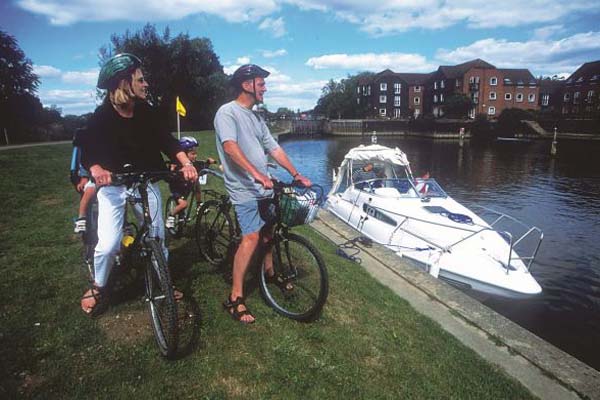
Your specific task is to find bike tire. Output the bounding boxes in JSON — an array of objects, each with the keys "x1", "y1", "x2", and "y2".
[
  {"x1": 164, "y1": 196, "x2": 182, "y2": 238},
  {"x1": 144, "y1": 239, "x2": 178, "y2": 358},
  {"x1": 82, "y1": 199, "x2": 98, "y2": 281},
  {"x1": 259, "y1": 232, "x2": 328, "y2": 321},
  {"x1": 195, "y1": 200, "x2": 235, "y2": 266}
]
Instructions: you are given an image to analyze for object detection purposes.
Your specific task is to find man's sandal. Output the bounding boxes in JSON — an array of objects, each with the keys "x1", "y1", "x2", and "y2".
[
  {"x1": 266, "y1": 272, "x2": 294, "y2": 292},
  {"x1": 81, "y1": 286, "x2": 108, "y2": 317},
  {"x1": 223, "y1": 296, "x2": 255, "y2": 324}
]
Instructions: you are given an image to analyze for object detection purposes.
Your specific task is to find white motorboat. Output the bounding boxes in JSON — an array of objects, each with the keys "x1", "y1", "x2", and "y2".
[{"x1": 325, "y1": 144, "x2": 543, "y2": 298}]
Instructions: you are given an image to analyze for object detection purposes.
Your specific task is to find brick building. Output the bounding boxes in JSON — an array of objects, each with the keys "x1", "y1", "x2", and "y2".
[
  {"x1": 561, "y1": 60, "x2": 600, "y2": 117},
  {"x1": 430, "y1": 59, "x2": 539, "y2": 118}
]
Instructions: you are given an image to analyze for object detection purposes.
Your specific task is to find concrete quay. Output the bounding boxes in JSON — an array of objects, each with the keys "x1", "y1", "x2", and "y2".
[{"x1": 311, "y1": 210, "x2": 600, "y2": 400}]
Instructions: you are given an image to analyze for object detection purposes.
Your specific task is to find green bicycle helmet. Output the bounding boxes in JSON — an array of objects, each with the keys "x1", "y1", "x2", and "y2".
[{"x1": 97, "y1": 53, "x2": 142, "y2": 89}]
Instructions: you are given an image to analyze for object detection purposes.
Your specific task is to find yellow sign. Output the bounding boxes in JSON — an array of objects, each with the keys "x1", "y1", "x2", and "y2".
[{"x1": 176, "y1": 96, "x2": 187, "y2": 117}]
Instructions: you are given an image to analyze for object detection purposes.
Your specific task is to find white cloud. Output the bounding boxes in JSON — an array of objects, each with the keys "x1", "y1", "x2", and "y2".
[
  {"x1": 435, "y1": 31, "x2": 600, "y2": 76},
  {"x1": 61, "y1": 68, "x2": 100, "y2": 85},
  {"x1": 236, "y1": 56, "x2": 251, "y2": 65},
  {"x1": 38, "y1": 89, "x2": 98, "y2": 114},
  {"x1": 286, "y1": 0, "x2": 599, "y2": 36},
  {"x1": 306, "y1": 52, "x2": 435, "y2": 72},
  {"x1": 258, "y1": 17, "x2": 286, "y2": 38},
  {"x1": 533, "y1": 25, "x2": 565, "y2": 40},
  {"x1": 262, "y1": 49, "x2": 288, "y2": 58},
  {"x1": 17, "y1": 0, "x2": 279, "y2": 25},
  {"x1": 33, "y1": 65, "x2": 62, "y2": 78}
]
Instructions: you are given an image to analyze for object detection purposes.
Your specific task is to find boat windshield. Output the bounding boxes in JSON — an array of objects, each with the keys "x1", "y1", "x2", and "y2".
[{"x1": 355, "y1": 178, "x2": 448, "y2": 198}]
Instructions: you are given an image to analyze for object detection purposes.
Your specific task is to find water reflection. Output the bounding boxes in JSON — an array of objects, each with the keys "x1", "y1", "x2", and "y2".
[{"x1": 279, "y1": 135, "x2": 600, "y2": 370}]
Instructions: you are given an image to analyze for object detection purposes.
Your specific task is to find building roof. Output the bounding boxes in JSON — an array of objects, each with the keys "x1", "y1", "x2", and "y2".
[
  {"x1": 396, "y1": 72, "x2": 432, "y2": 85},
  {"x1": 499, "y1": 69, "x2": 537, "y2": 85},
  {"x1": 438, "y1": 58, "x2": 496, "y2": 79},
  {"x1": 538, "y1": 78, "x2": 565, "y2": 93},
  {"x1": 565, "y1": 60, "x2": 600, "y2": 85}
]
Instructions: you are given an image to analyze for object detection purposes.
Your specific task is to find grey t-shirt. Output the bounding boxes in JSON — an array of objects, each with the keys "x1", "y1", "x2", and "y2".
[{"x1": 214, "y1": 101, "x2": 280, "y2": 204}]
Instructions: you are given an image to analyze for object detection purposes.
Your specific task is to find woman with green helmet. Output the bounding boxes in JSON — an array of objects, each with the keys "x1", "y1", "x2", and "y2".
[{"x1": 80, "y1": 53, "x2": 197, "y2": 315}]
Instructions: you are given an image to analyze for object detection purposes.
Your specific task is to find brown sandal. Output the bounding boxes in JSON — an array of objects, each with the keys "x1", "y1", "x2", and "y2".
[
  {"x1": 223, "y1": 296, "x2": 255, "y2": 324},
  {"x1": 81, "y1": 286, "x2": 108, "y2": 317}
]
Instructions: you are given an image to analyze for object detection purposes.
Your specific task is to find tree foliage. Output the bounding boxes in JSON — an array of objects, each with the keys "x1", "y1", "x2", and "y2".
[
  {"x1": 443, "y1": 94, "x2": 473, "y2": 118},
  {"x1": 314, "y1": 72, "x2": 372, "y2": 119},
  {"x1": 101, "y1": 24, "x2": 229, "y2": 130}
]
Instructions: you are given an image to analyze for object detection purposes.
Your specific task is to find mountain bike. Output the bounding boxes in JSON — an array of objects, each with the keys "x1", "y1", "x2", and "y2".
[
  {"x1": 82, "y1": 170, "x2": 180, "y2": 358},
  {"x1": 195, "y1": 174, "x2": 328, "y2": 321},
  {"x1": 164, "y1": 159, "x2": 217, "y2": 239}
]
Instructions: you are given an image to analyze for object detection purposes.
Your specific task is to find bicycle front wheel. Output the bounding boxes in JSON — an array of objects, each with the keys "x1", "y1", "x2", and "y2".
[
  {"x1": 164, "y1": 197, "x2": 181, "y2": 238},
  {"x1": 195, "y1": 200, "x2": 234, "y2": 266},
  {"x1": 144, "y1": 239, "x2": 178, "y2": 358},
  {"x1": 259, "y1": 233, "x2": 328, "y2": 321}
]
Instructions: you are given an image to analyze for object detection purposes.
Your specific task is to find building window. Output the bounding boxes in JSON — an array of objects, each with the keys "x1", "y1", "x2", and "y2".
[
  {"x1": 394, "y1": 96, "x2": 401, "y2": 106},
  {"x1": 433, "y1": 94, "x2": 438, "y2": 103},
  {"x1": 587, "y1": 90, "x2": 595, "y2": 102},
  {"x1": 489, "y1": 91, "x2": 497, "y2": 100},
  {"x1": 440, "y1": 93, "x2": 444, "y2": 103},
  {"x1": 440, "y1": 80, "x2": 445, "y2": 88},
  {"x1": 357, "y1": 86, "x2": 361, "y2": 94},
  {"x1": 542, "y1": 94, "x2": 549, "y2": 106},
  {"x1": 394, "y1": 108, "x2": 401, "y2": 118},
  {"x1": 414, "y1": 97, "x2": 420, "y2": 105},
  {"x1": 469, "y1": 76, "x2": 474, "y2": 83},
  {"x1": 367, "y1": 85, "x2": 371, "y2": 95},
  {"x1": 379, "y1": 108, "x2": 386, "y2": 117},
  {"x1": 574, "y1": 92, "x2": 580, "y2": 104},
  {"x1": 380, "y1": 83, "x2": 387, "y2": 91},
  {"x1": 434, "y1": 81, "x2": 438, "y2": 89},
  {"x1": 563, "y1": 93, "x2": 570, "y2": 102},
  {"x1": 414, "y1": 85, "x2": 421, "y2": 92},
  {"x1": 517, "y1": 81, "x2": 524, "y2": 88},
  {"x1": 488, "y1": 106, "x2": 496, "y2": 115},
  {"x1": 394, "y1": 83, "x2": 401, "y2": 94},
  {"x1": 455, "y1": 80, "x2": 460, "y2": 88},
  {"x1": 475, "y1": 76, "x2": 480, "y2": 83},
  {"x1": 505, "y1": 93, "x2": 512, "y2": 100},
  {"x1": 379, "y1": 95, "x2": 387, "y2": 103},
  {"x1": 357, "y1": 98, "x2": 360, "y2": 105},
  {"x1": 528, "y1": 93, "x2": 536, "y2": 102},
  {"x1": 516, "y1": 93, "x2": 524, "y2": 102},
  {"x1": 504, "y1": 78, "x2": 512, "y2": 85},
  {"x1": 490, "y1": 77, "x2": 497, "y2": 86}
]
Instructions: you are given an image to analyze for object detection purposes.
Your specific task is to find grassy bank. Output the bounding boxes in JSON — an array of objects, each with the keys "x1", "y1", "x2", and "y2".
[{"x1": 0, "y1": 131, "x2": 535, "y2": 399}]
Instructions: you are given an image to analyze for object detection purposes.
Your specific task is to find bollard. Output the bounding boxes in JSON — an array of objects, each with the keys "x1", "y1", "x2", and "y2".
[
  {"x1": 550, "y1": 127, "x2": 558, "y2": 157},
  {"x1": 459, "y1": 127, "x2": 465, "y2": 147},
  {"x1": 371, "y1": 130, "x2": 377, "y2": 144}
]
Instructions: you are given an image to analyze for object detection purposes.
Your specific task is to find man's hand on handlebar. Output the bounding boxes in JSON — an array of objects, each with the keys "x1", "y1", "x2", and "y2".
[
  {"x1": 293, "y1": 173, "x2": 311, "y2": 188},
  {"x1": 255, "y1": 172, "x2": 274, "y2": 189},
  {"x1": 91, "y1": 165, "x2": 112, "y2": 186}
]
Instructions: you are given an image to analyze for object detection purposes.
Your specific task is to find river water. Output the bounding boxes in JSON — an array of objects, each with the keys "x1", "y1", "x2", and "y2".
[{"x1": 277, "y1": 135, "x2": 600, "y2": 371}]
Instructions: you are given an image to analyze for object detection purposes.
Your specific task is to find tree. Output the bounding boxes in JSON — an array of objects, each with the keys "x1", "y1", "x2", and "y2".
[
  {"x1": 101, "y1": 24, "x2": 229, "y2": 130},
  {"x1": 0, "y1": 30, "x2": 41, "y2": 143},
  {"x1": 443, "y1": 94, "x2": 473, "y2": 118},
  {"x1": 314, "y1": 72, "x2": 372, "y2": 119}
]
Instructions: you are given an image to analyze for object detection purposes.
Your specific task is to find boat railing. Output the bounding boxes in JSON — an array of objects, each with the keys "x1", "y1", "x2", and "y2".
[{"x1": 371, "y1": 204, "x2": 543, "y2": 273}]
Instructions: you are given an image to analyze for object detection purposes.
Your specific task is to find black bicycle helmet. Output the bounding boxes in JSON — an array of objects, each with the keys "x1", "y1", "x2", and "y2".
[
  {"x1": 231, "y1": 64, "x2": 270, "y2": 87},
  {"x1": 97, "y1": 53, "x2": 142, "y2": 89}
]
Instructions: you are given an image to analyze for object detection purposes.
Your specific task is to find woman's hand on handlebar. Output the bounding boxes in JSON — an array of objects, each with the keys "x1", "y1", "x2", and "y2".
[
  {"x1": 180, "y1": 163, "x2": 198, "y2": 181},
  {"x1": 90, "y1": 165, "x2": 112, "y2": 186}
]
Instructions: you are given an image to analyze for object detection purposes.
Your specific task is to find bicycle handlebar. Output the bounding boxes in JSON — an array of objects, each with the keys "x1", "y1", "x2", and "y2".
[{"x1": 110, "y1": 170, "x2": 179, "y2": 186}]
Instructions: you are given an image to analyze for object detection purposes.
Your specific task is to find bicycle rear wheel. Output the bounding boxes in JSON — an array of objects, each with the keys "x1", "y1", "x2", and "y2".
[
  {"x1": 195, "y1": 199, "x2": 234, "y2": 266},
  {"x1": 144, "y1": 239, "x2": 178, "y2": 358},
  {"x1": 259, "y1": 232, "x2": 328, "y2": 321}
]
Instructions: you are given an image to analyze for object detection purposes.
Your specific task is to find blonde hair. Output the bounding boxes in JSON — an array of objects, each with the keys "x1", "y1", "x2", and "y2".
[{"x1": 109, "y1": 77, "x2": 135, "y2": 106}]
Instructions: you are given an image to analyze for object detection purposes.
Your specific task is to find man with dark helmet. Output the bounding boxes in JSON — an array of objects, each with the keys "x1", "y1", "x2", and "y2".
[
  {"x1": 214, "y1": 64, "x2": 311, "y2": 324},
  {"x1": 80, "y1": 53, "x2": 198, "y2": 315}
]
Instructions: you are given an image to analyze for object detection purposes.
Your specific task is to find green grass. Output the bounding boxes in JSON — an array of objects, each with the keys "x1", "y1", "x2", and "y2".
[{"x1": 0, "y1": 131, "x2": 536, "y2": 399}]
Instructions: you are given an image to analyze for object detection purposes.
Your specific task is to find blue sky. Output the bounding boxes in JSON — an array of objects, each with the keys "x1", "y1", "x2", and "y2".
[{"x1": 1, "y1": 0, "x2": 600, "y2": 115}]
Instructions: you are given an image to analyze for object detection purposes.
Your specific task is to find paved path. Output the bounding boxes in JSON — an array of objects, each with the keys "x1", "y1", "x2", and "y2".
[
  {"x1": 312, "y1": 210, "x2": 600, "y2": 400},
  {"x1": 0, "y1": 140, "x2": 70, "y2": 151}
]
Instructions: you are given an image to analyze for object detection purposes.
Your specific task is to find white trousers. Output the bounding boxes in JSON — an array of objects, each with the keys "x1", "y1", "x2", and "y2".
[{"x1": 94, "y1": 182, "x2": 167, "y2": 287}]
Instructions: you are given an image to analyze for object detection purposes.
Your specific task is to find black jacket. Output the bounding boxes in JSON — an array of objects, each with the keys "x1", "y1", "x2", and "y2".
[{"x1": 82, "y1": 101, "x2": 181, "y2": 173}]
